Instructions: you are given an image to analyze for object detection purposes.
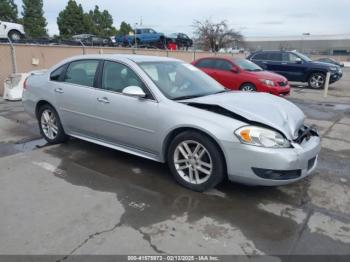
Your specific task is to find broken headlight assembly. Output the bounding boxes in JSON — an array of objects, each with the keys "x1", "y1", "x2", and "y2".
[{"x1": 235, "y1": 126, "x2": 291, "y2": 148}]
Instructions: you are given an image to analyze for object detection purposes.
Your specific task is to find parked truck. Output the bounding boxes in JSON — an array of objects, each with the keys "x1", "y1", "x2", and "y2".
[
  {"x1": 0, "y1": 20, "x2": 25, "y2": 41},
  {"x1": 115, "y1": 28, "x2": 165, "y2": 48}
]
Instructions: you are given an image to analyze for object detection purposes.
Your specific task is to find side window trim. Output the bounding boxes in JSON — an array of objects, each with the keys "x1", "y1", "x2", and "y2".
[
  {"x1": 59, "y1": 64, "x2": 69, "y2": 82},
  {"x1": 99, "y1": 59, "x2": 156, "y2": 101},
  {"x1": 62, "y1": 59, "x2": 101, "y2": 88}
]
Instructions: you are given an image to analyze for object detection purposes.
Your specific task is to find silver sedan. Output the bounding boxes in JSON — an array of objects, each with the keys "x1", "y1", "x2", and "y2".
[{"x1": 23, "y1": 55, "x2": 321, "y2": 191}]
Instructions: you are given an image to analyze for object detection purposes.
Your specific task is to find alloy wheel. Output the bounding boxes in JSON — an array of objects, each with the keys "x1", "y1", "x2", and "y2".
[
  {"x1": 41, "y1": 109, "x2": 59, "y2": 140},
  {"x1": 310, "y1": 74, "x2": 325, "y2": 88},
  {"x1": 241, "y1": 85, "x2": 256, "y2": 92},
  {"x1": 173, "y1": 140, "x2": 213, "y2": 185}
]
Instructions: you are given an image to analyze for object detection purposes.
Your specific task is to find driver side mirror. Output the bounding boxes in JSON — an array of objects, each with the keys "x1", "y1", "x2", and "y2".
[
  {"x1": 295, "y1": 58, "x2": 303, "y2": 64},
  {"x1": 122, "y1": 86, "x2": 146, "y2": 98},
  {"x1": 231, "y1": 67, "x2": 239, "y2": 73}
]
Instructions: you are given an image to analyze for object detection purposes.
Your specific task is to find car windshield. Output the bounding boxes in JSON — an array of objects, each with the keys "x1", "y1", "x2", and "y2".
[
  {"x1": 138, "y1": 61, "x2": 226, "y2": 100},
  {"x1": 234, "y1": 58, "x2": 263, "y2": 71},
  {"x1": 293, "y1": 51, "x2": 312, "y2": 62}
]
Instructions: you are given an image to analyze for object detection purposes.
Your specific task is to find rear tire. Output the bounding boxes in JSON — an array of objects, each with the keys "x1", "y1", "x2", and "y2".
[
  {"x1": 167, "y1": 131, "x2": 225, "y2": 192},
  {"x1": 240, "y1": 83, "x2": 256, "y2": 92},
  {"x1": 308, "y1": 72, "x2": 326, "y2": 89},
  {"x1": 38, "y1": 104, "x2": 68, "y2": 144}
]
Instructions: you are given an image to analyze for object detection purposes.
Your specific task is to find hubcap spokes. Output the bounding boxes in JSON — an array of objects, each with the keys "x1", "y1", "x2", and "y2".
[
  {"x1": 311, "y1": 75, "x2": 324, "y2": 88},
  {"x1": 174, "y1": 140, "x2": 212, "y2": 185},
  {"x1": 242, "y1": 86, "x2": 254, "y2": 92},
  {"x1": 41, "y1": 110, "x2": 58, "y2": 140}
]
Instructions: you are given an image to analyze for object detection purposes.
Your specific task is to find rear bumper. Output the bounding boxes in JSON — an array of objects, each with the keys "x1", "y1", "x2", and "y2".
[{"x1": 222, "y1": 136, "x2": 321, "y2": 186}]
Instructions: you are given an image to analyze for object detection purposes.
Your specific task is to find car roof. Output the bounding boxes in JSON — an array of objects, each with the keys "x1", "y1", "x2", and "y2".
[
  {"x1": 195, "y1": 56, "x2": 238, "y2": 61},
  {"x1": 62, "y1": 54, "x2": 181, "y2": 63},
  {"x1": 253, "y1": 50, "x2": 298, "y2": 54}
]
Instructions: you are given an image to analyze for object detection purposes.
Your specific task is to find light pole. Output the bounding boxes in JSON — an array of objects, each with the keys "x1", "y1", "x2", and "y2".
[
  {"x1": 134, "y1": 23, "x2": 138, "y2": 49},
  {"x1": 301, "y1": 33, "x2": 310, "y2": 53}
]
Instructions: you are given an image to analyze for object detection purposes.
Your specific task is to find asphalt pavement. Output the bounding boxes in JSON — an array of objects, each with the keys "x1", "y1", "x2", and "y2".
[{"x1": 0, "y1": 69, "x2": 349, "y2": 259}]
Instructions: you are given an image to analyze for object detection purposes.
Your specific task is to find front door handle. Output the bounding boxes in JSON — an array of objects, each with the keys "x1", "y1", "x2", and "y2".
[
  {"x1": 97, "y1": 97, "x2": 110, "y2": 104},
  {"x1": 54, "y1": 88, "x2": 64, "y2": 94}
]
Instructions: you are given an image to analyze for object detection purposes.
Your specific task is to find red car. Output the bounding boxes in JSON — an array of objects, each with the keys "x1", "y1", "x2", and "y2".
[{"x1": 192, "y1": 57, "x2": 290, "y2": 96}]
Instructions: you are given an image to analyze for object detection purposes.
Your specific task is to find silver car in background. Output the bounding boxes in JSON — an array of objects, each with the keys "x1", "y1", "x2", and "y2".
[{"x1": 23, "y1": 55, "x2": 321, "y2": 191}]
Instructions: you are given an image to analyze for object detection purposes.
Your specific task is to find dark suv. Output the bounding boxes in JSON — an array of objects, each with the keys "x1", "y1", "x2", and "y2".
[{"x1": 248, "y1": 51, "x2": 343, "y2": 89}]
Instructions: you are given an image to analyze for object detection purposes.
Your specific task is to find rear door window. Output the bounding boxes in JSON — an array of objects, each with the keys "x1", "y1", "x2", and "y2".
[
  {"x1": 251, "y1": 52, "x2": 269, "y2": 61},
  {"x1": 64, "y1": 60, "x2": 99, "y2": 87},
  {"x1": 214, "y1": 60, "x2": 232, "y2": 71},
  {"x1": 269, "y1": 52, "x2": 282, "y2": 62},
  {"x1": 196, "y1": 59, "x2": 216, "y2": 69}
]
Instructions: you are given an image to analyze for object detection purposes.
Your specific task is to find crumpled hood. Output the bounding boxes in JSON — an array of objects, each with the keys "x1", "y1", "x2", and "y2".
[{"x1": 185, "y1": 92, "x2": 305, "y2": 140}]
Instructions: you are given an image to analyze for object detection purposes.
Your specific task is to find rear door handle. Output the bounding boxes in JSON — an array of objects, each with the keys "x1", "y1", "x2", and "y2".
[
  {"x1": 54, "y1": 88, "x2": 64, "y2": 94},
  {"x1": 97, "y1": 97, "x2": 110, "y2": 104}
]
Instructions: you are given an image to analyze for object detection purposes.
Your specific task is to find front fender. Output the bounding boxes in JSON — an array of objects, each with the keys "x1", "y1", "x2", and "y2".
[{"x1": 304, "y1": 68, "x2": 328, "y2": 82}]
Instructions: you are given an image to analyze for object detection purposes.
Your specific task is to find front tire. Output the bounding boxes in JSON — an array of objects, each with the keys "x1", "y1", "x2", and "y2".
[
  {"x1": 240, "y1": 83, "x2": 256, "y2": 92},
  {"x1": 38, "y1": 104, "x2": 68, "y2": 144},
  {"x1": 308, "y1": 72, "x2": 326, "y2": 89},
  {"x1": 167, "y1": 131, "x2": 225, "y2": 192}
]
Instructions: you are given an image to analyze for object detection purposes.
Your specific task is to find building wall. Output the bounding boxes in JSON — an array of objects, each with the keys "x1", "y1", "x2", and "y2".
[
  {"x1": 0, "y1": 44, "x2": 245, "y2": 95},
  {"x1": 1, "y1": 43, "x2": 348, "y2": 95},
  {"x1": 245, "y1": 39, "x2": 350, "y2": 54}
]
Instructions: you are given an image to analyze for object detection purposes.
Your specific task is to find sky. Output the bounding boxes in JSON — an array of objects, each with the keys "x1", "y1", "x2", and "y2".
[{"x1": 14, "y1": 0, "x2": 350, "y2": 37}]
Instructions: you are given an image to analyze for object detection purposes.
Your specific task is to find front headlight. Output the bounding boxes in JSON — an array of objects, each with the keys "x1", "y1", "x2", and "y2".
[
  {"x1": 235, "y1": 126, "x2": 291, "y2": 148},
  {"x1": 329, "y1": 67, "x2": 337, "y2": 71},
  {"x1": 259, "y1": 79, "x2": 275, "y2": 87}
]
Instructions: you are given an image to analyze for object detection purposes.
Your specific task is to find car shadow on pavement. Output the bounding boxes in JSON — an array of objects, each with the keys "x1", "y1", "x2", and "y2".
[{"x1": 43, "y1": 138, "x2": 314, "y2": 254}]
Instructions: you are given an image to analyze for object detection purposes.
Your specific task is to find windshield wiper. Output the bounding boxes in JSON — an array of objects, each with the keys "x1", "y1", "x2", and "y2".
[
  {"x1": 173, "y1": 94, "x2": 204, "y2": 100},
  {"x1": 173, "y1": 90, "x2": 228, "y2": 100},
  {"x1": 212, "y1": 90, "x2": 228, "y2": 94}
]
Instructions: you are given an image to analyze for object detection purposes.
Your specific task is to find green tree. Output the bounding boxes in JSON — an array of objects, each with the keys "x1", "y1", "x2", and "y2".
[
  {"x1": 117, "y1": 21, "x2": 133, "y2": 36},
  {"x1": 22, "y1": 0, "x2": 47, "y2": 38},
  {"x1": 0, "y1": 0, "x2": 18, "y2": 22},
  {"x1": 57, "y1": 0, "x2": 89, "y2": 38},
  {"x1": 88, "y1": 5, "x2": 117, "y2": 37}
]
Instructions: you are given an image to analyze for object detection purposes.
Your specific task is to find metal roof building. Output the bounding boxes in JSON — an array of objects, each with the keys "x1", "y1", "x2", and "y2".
[{"x1": 244, "y1": 34, "x2": 350, "y2": 55}]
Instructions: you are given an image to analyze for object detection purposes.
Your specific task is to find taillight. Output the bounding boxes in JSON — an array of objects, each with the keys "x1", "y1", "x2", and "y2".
[{"x1": 23, "y1": 77, "x2": 28, "y2": 90}]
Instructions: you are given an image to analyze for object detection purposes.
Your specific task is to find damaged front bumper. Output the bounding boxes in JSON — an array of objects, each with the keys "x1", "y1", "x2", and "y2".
[{"x1": 222, "y1": 135, "x2": 321, "y2": 186}]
